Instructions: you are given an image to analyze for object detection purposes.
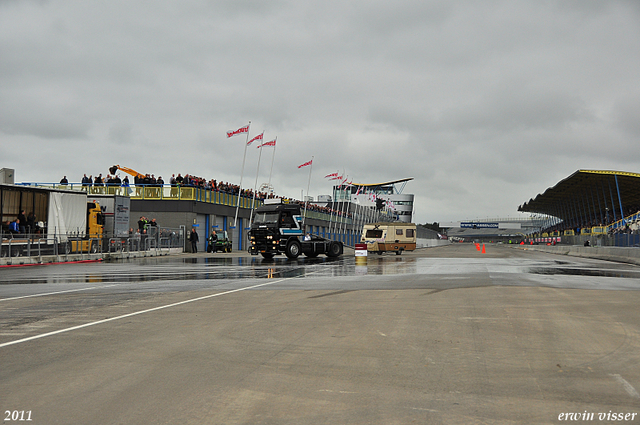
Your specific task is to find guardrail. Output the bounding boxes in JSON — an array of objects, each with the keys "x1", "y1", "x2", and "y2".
[
  {"x1": 607, "y1": 211, "x2": 640, "y2": 232},
  {"x1": 2, "y1": 229, "x2": 184, "y2": 261},
  {"x1": 15, "y1": 182, "x2": 370, "y2": 225}
]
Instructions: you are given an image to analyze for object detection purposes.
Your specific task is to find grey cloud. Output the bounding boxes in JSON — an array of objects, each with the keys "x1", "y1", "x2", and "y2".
[{"x1": 2, "y1": 0, "x2": 640, "y2": 223}]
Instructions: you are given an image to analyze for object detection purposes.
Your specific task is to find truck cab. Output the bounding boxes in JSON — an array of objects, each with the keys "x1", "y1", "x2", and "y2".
[
  {"x1": 248, "y1": 199, "x2": 342, "y2": 259},
  {"x1": 70, "y1": 201, "x2": 104, "y2": 253}
]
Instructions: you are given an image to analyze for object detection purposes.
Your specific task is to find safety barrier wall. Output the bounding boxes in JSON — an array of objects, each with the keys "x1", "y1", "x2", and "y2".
[
  {"x1": 517, "y1": 244, "x2": 640, "y2": 266},
  {"x1": 544, "y1": 233, "x2": 640, "y2": 248}
]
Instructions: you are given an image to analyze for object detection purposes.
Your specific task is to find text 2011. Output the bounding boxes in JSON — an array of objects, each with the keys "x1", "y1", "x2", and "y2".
[{"x1": 4, "y1": 411, "x2": 32, "y2": 421}]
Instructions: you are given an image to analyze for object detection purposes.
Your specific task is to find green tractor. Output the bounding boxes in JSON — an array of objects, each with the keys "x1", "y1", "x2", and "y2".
[{"x1": 207, "y1": 230, "x2": 232, "y2": 253}]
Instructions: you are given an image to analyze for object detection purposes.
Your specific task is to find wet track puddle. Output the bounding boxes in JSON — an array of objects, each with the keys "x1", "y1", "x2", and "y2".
[
  {"x1": 2, "y1": 255, "x2": 640, "y2": 286},
  {"x1": 528, "y1": 267, "x2": 640, "y2": 279}
]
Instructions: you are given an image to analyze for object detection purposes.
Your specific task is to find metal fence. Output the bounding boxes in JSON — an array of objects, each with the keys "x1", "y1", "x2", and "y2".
[{"x1": 1, "y1": 227, "x2": 185, "y2": 259}]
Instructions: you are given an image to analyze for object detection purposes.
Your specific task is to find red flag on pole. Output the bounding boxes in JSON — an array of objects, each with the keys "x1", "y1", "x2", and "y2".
[
  {"x1": 324, "y1": 172, "x2": 338, "y2": 178},
  {"x1": 298, "y1": 160, "x2": 313, "y2": 168},
  {"x1": 227, "y1": 124, "x2": 250, "y2": 138},
  {"x1": 258, "y1": 139, "x2": 276, "y2": 148},
  {"x1": 247, "y1": 132, "x2": 263, "y2": 146}
]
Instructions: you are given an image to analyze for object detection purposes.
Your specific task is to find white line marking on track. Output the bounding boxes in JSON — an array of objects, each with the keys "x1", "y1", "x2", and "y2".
[
  {"x1": 0, "y1": 278, "x2": 289, "y2": 349},
  {"x1": 0, "y1": 285, "x2": 118, "y2": 302},
  {"x1": 610, "y1": 374, "x2": 640, "y2": 399}
]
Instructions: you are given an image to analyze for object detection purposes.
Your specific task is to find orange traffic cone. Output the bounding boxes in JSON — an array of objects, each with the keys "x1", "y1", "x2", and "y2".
[
  {"x1": 481, "y1": 244, "x2": 486, "y2": 254},
  {"x1": 475, "y1": 243, "x2": 481, "y2": 251}
]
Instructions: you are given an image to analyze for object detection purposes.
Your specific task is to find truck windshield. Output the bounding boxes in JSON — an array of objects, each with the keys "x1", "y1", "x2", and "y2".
[{"x1": 254, "y1": 212, "x2": 279, "y2": 224}]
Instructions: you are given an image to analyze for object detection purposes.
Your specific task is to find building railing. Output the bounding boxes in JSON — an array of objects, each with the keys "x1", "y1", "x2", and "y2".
[
  {"x1": 535, "y1": 210, "x2": 640, "y2": 238},
  {"x1": 607, "y1": 211, "x2": 640, "y2": 233},
  {"x1": 17, "y1": 182, "x2": 357, "y2": 225}
]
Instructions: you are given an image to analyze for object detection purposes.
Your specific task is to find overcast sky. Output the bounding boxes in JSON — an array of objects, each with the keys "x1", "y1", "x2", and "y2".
[{"x1": 2, "y1": 0, "x2": 640, "y2": 224}]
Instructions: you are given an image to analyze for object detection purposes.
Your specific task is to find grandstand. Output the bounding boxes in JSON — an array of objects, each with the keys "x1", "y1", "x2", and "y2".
[{"x1": 518, "y1": 170, "x2": 640, "y2": 246}]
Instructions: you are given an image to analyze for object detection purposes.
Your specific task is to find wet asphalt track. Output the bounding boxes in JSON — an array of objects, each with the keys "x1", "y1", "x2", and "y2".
[{"x1": 1, "y1": 244, "x2": 639, "y2": 424}]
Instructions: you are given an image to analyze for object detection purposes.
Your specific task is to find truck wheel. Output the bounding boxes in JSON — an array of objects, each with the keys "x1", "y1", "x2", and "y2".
[
  {"x1": 261, "y1": 252, "x2": 275, "y2": 259},
  {"x1": 227, "y1": 245, "x2": 232, "y2": 253},
  {"x1": 90, "y1": 240, "x2": 99, "y2": 254},
  {"x1": 285, "y1": 240, "x2": 301, "y2": 259},
  {"x1": 327, "y1": 241, "x2": 342, "y2": 258}
]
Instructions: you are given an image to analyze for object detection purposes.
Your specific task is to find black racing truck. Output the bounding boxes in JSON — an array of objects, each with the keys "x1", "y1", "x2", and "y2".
[{"x1": 248, "y1": 199, "x2": 343, "y2": 259}]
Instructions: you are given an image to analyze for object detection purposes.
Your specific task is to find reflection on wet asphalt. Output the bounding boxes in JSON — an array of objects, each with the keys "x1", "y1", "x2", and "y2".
[
  {"x1": 2, "y1": 254, "x2": 640, "y2": 288},
  {"x1": 528, "y1": 267, "x2": 640, "y2": 279}
]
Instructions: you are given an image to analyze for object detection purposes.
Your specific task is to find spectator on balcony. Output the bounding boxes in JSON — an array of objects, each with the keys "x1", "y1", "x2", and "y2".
[
  {"x1": 81, "y1": 174, "x2": 91, "y2": 188},
  {"x1": 122, "y1": 176, "x2": 131, "y2": 195},
  {"x1": 170, "y1": 174, "x2": 178, "y2": 197},
  {"x1": 60, "y1": 176, "x2": 68, "y2": 185}
]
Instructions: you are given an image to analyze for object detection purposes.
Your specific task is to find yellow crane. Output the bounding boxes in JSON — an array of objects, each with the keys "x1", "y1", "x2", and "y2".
[{"x1": 109, "y1": 165, "x2": 145, "y2": 179}]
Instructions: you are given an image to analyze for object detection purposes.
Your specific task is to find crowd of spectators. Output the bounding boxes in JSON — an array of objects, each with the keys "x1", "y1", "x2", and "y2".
[
  {"x1": 166, "y1": 173, "x2": 273, "y2": 202},
  {"x1": 540, "y1": 204, "x2": 640, "y2": 235},
  {"x1": 70, "y1": 169, "x2": 356, "y2": 219},
  {"x1": 77, "y1": 173, "x2": 130, "y2": 188}
]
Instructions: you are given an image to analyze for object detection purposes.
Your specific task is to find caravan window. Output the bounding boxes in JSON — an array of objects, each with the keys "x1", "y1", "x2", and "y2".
[
  {"x1": 365, "y1": 229, "x2": 383, "y2": 238},
  {"x1": 406, "y1": 228, "x2": 415, "y2": 238},
  {"x1": 396, "y1": 229, "x2": 403, "y2": 236}
]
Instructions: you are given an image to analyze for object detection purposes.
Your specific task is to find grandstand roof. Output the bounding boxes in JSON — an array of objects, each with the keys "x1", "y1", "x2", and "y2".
[
  {"x1": 518, "y1": 169, "x2": 640, "y2": 217},
  {"x1": 350, "y1": 178, "x2": 414, "y2": 187}
]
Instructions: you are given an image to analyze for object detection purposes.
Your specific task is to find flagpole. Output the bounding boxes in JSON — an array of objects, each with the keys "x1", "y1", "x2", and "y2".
[
  {"x1": 328, "y1": 202, "x2": 334, "y2": 240},
  {"x1": 302, "y1": 156, "x2": 314, "y2": 231},
  {"x1": 339, "y1": 176, "x2": 348, "y2": 238},
  {"x1": 354, "y1": 185, "x2": 362, "y2": 241},
  {"x1": 324, "y1": 171, "x2": 337, "y2": 240},
  {"x1": 327, "y1": 186, "x2": 335, "y2": 240},
  {"x1": 233, "y1": 121, "x2": 251, "y2": 228},
  {"x1": 249, "y1": 131, "x2": 265, "y2": 229},
  {"x1": 330, "y1": 172, "x2": 343, "y2": 239},
  {"x1": 267, "y1": 136, "x2": 277, "y2": 191}
]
